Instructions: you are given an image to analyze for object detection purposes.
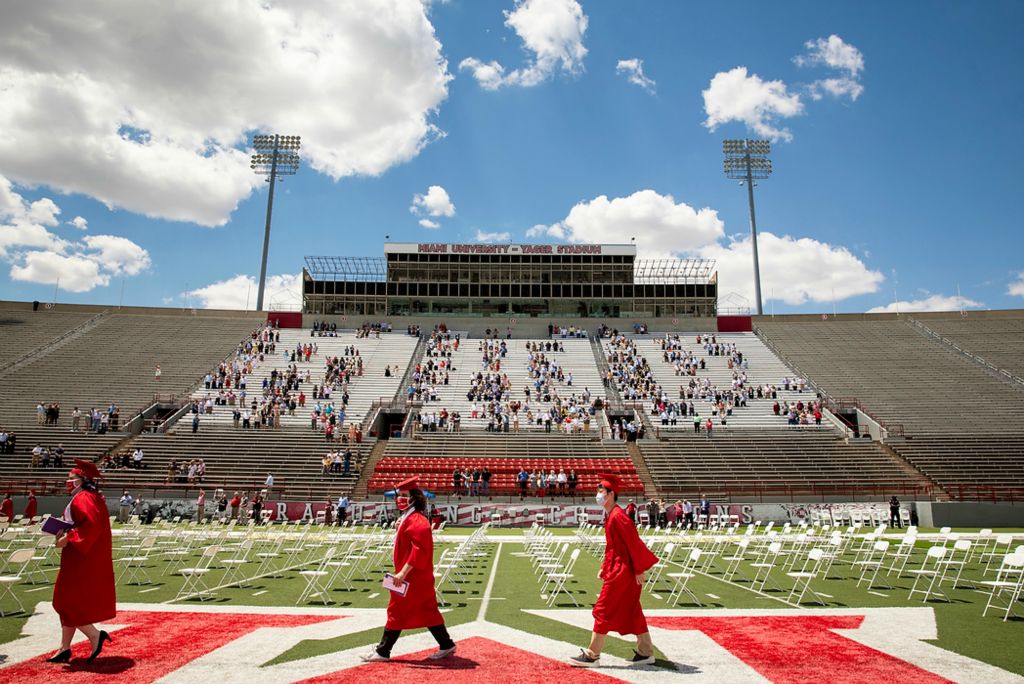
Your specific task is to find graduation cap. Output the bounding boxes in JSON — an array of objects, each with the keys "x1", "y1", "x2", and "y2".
[
  {"x1": 597, "y1": 473, "x2": 624, "y2": 494},
  {"x1": 71, "y1": 458, "x2": 101, "y2": 481}
]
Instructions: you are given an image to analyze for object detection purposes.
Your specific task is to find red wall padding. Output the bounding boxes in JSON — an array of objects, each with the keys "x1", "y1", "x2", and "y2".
[
  {"x1": 717, "y1": 315, "x2": 753, "y2": 332},
  {"x1": 267, "y1": 311, "x2": 303, "y2": 328}
]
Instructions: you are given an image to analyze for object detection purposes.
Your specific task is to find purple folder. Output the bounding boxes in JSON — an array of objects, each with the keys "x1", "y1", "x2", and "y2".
[{"x1": 41, "y1": 517, "x2": 74, "y2": 536}]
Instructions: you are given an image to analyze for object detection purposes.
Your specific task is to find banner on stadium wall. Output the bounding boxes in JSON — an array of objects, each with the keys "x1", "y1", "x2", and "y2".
[{"x1": 116, "y1": 498, "x2": 890, "y2": 526}]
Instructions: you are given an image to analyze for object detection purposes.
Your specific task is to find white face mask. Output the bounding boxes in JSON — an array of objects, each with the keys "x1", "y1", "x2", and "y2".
[{"x1": 595, "y1": 492, "x2": 607, "y2": 505}]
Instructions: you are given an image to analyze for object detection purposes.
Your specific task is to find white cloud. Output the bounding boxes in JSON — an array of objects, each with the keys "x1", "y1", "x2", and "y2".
[
  {"x1": 81, "y1": 234, "x2": 151, "y2": 276},
  {"x1": 0, "y1": 1, "x2": 450, "y2": 226},
  {"x1": 527, "y1": 190, "x2": 725, "y2": 257},
  {"x1": 186, "y1": 272, "x2": 302, "y2": 311},
  {"x1": 794, "y1": 35, "x2": 864, "y2": 76},
  {"x1": 866, "y1": 294, "x2": 981, "y2": 314},
  {"x1": 418, "y1": 218, "x2": 441, "y2": 229},
  {"x1": 0, "y1": 174, "x2": 150, "y2": 291},
  {"x1": 1009, "y1": 273, "x2": 1024, "y2": 298},
  {"x1": 475, "y1": 230, "x2": 512, "y2": 243},
  {"x1": 69, "y1": 216, "x2": 88, "y2": 230},
  {"x1": 795, "y1": 35, "x2": 865, "y2": 102},
  {"x1": 459, "y1": 0, "x2": 588, "y2": 89},
  {"x1": 694, "y1": 231, "x2": 884, "y2": 306},
  {"x1": 702, "y1": 67, "x2": 803, "y2": 142},
  {"x1": 10, "y1": 251, "x2": 107, "y2": 292},
  {"x1": 410, "y1": 185, "x2": 456, "y2": 217},
  {"x1": 616, "y1": 58, "x2": 656, "y2": 93}
]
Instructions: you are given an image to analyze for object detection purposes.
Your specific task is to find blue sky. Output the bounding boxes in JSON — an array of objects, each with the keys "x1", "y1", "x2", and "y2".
[{"x1": 0, "y1": 0, "x2": 1021, "y2": 313}]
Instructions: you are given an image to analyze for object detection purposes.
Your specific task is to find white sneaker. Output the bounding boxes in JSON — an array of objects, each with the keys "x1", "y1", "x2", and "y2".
[
  {"x1": 428, "y1": 645, "x2": 457, "y2": 660},
  {"x1": 360, "y1": 650, "x2": 390, "y2": 662}
]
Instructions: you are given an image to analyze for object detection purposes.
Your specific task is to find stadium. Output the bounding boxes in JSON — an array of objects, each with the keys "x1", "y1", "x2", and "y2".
[
  {"x1": 0, "y1": 254, "x2": 1022, "y2": 680},
  {"x1": 0, "y1": 2, "x2": 1022, "y2": 682}
]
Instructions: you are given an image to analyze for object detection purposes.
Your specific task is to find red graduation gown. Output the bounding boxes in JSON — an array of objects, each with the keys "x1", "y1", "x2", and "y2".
[
  {"x1": 24, "y1": 496, "x2": 37, "y2": 520},
  {"x1": 592, "y1": 505, "x2": 658, "y2": 636},
  {"x1": 0, "y1": 499, "x2": 12, "y2": 521},
  {"x1": 385, "y1": 510, "x2": 444, "y2": 630},
  {"x1": 53, "y1": 490, "x2": 116, "y2": 627}
]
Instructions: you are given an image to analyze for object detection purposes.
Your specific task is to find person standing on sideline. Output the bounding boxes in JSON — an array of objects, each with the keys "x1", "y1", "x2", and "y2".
[
  {"x1": 570, "y1": 473, "x2": 658, "y2": 668},
  {"x1": 362, "y1": 476, "x2": 456, "y2": 662},
  {"x1": 265, "y1": 473, "x2": 274, "y2": 497},
  {"x1": 118, "y1": 490, "x2": 133, "y2": 523},
  {"x1": 889, "y1": 495, "x2": 902, "y2": 528},
  {"x1": 48, "y1": 459, "x2": 115, "y2": 664},
  {"x1": 195, "y1": 489, "x2": 206, "y2": 523}
]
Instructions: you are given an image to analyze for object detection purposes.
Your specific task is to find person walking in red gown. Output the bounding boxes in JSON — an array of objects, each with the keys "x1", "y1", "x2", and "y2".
[
  {"x1": 24, "y1": 490, "x2": 38, "y2": 520},
  {"x1": 570, "y1": 473, "x2": 659, "y2": 667},
  {"x1": 362, "y1": 476, "x2": 456, "y2": 662},
  {"x1": 46, "y1": 459, "x2": 116, "y2": 664},
  {"x1": 0, "y1": 493, "x2": 13, "y2": 522}
]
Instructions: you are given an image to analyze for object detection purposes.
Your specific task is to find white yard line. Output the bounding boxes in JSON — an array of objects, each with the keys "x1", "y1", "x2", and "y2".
[
  {"x1": 24, "y1": 586, "x2": 50, "y2": 593},
  {"x1": 867, "y1": 591, "x2": 889, "y2": 598},
  {"x1": 816, "y1": 592, "x2": 834, "y2": 598},
  {"x1": 138, "y1": 587, "x2": 161, "y2": 594},
  {"x1": 367, "y1": 593, "x2": 379, "y2": 600},
  {"x1": 477, "y1": 542, "x2": 503, "y2": 621},
  {"x1": 706, "y1": 593, "x2": 721, "y2": 599},
  {"x1": 252, "y1": 590, "x2": 268, "y2": 596}
]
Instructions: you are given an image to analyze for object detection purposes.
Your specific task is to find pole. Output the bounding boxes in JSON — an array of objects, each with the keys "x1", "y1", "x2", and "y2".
[
  {"x1": 256, "y1": 135, "x2": 280, "y2": 312},
  {"x1": 745, "y1": 155, "x2": 764, "y2": 315},
  {"x1": 53, "y1": 278, "x2": 59, "y2": 305}
]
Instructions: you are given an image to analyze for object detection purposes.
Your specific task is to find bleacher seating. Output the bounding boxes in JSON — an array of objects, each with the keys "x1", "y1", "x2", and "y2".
[
  {"x1": 639, "y1": 432, "x2": 929, "y2": 499},
  {"x1": 409, "y1": 337, "x2": 606, "y2": 432},
  {"x1": 912, "y1": 317, "x2": 1024, "y2": 379},
  {"x1": 630, "y1": 332, "x2": 822, "y2": 429},
  {"x1": 0, "y1": 312, "x2": 261, "y2": 429},
  {"x1": 369, "y1": 432, "x2": 641, "y2": 494},
  {"x1": 756, "y1": 318, "x2": 1024, "y2": 434},
  {"x1": 0, "y1": 307, "x2": 98, "y2": 366},
  {"x1": 887, "y1": 434, "x2": 1024, "y2": 491},
  {"x1": 183, "y1": 330, "x2": 418, "y2": 431},
  {"x1": 101, "y1": 429, "x2": 375, "y2": 500}
]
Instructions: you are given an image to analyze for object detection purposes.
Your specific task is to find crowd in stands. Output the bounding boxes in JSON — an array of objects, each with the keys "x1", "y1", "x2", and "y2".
[
  {"x1": 164, "y1": 458, "x2": 207, "y2": 484},
  {"x1": 319, "y1": 447, "x2": 355, "y2": 476},
  {"x1": 31, "y1": 402, "x2": 122, "y2": 433},
  {"x1": 29, "y1": 442, "x2": 66, "y2": 468},
  {"x1": 0, "y1": 429, "x2": 16, "y2": 454},
  {"x1": 355, "y1": 321, "x2": 392, "y2": 338},
  {"x1": 310, "y1": 320, "x2": 338, "y2": 336},
  {"x1": 514, "y1": 466, "x2": 578, "y2": 498},
  {"x1": 547, "y1": 323, "x2": 588, "y2": 339},
  {"x1": 100, "y1": 446, "x2": 146, "y2": 470},
  {"x1": 406, "y1": 328, "x2": 458, "y2": 402}
]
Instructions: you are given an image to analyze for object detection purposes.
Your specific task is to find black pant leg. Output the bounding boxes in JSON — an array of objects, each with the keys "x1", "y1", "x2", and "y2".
[
  {"x1": 376, "y1": 629, "x2": 402, "y2": 657},
  {"x1": 428, "y1": 624, "x2": 455, "y2": 650}
]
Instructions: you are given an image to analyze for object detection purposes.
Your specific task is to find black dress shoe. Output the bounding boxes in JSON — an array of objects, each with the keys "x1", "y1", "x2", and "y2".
[
  {"x1": 86, "y1": 631, "x2": 112, "y2": 663},
  {"x1": 45, "y1": 649, "x2": 71, "y2": 663}
]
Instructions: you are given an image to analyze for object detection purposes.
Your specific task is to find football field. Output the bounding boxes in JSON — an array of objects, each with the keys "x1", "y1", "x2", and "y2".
[{"x1": 0, "y1": 523, "x2": 1022, "y2": 682}]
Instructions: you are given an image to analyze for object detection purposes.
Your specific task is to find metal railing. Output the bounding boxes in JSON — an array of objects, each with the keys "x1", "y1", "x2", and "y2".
[{"x1": 907, "y1": 318, "x2": 1024, "y2": 391}]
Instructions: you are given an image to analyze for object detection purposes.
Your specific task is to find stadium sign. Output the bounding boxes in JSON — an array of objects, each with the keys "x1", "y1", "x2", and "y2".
[{"x1": 384, "y1": 242, "x2": 637, "y2": 256}]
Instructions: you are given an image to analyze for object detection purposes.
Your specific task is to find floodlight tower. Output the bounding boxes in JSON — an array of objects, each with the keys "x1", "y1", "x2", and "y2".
[
  {"x1": 251, "y1": 134, "x2": 301, "y2": 311},
  {"x1": 723, "y1": 139, "x2": 772, "y2": 315}
]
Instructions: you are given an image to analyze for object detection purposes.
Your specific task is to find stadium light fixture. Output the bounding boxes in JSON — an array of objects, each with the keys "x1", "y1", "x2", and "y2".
[
  {"x1": 251, "y1": 133, "x2": 302, "y2": 311},
  {"x1": 723, "y1": 138, "x2": 772, "y2": 315}
]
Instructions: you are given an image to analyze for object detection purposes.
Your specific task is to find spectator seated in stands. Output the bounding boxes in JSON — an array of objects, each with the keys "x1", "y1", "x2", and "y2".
[{"x1": 311, "y1": 320, "x2": 339, "y2": 336}]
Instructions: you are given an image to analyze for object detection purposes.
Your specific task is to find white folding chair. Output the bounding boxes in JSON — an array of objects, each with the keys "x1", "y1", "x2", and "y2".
[
  {"x1": 749, "y1": 541, "x2": 784, "y2": 592},
  {"x1": 297, "y1": 546, "x2": 338, "y2": 605},
  {"x1": 786, "y1": 548, "x2": 827, "y2": 605},
  {"x1": 854, "y1": 540, "x2": 891, "y2": 590},
  {"x1": 0, "y1": 548, "x2": 33, "y2": 616},
  {"x1": 979, "y1": 554, "x2": 1024, "y2": 621},
  {"x1": 543, "y1": 548, "x2": 581, "y2": 607},
  {"x1": 937, "y1": 539, "x2": 973, "y2": 590},
  {"x1": 666, "y1": 548, "x2": 703, "y2": 606},
  {"x1": 907, "y1": 546, "x2": 949, "y2": 603},
  {"x1": 175, "y1": 545, "x2": 221, "y2": 601},
  {"x1": 117, "y1": 535, "x2": 158, "y2": 585}
]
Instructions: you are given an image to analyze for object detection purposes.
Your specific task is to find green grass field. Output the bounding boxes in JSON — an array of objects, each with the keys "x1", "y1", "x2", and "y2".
[{"x1": 0, "y1": 522, "x2": 1021, "y2": 680}]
